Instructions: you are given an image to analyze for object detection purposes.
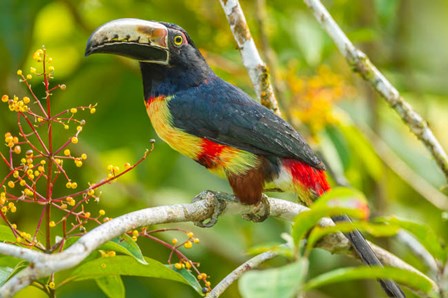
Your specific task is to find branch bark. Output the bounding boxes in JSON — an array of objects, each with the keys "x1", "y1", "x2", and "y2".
[
  {"x1": 219, "y1": 0, "x2": 281, "y2": 116},
  {"x1": 208, "y1": 250, "x2": 279, "y2": 298},
  {"x1": 304, "y1": 0, "x2": 448, "y2": 181},
  {"x1": 0, "y1": 192, "x2": 437, "y2": 297}
]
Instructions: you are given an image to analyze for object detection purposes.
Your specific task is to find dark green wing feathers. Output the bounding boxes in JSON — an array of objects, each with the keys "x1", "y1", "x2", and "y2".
[{"x1": 168, "y1": 77, "x2": 324, "y2": 170}]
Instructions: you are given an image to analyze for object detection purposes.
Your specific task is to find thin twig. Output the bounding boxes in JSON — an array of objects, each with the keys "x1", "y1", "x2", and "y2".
[
  {"x1": 0, "y1": 193, "x2": 436, "y2": 297},
  {"x1": 304, "y1": 0, "x2": 448, "y2": 181},
  {"x1": 219, "y1": 0, "x2": 281, "y2": 116},
  {"x1": 208, "y1": 251, "x2": 279, "y2": 298}
]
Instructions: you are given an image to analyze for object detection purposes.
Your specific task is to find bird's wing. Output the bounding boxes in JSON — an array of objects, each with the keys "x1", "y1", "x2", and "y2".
[{"x1": 168, "y1": 77, "x2": 324, "y2": 169}]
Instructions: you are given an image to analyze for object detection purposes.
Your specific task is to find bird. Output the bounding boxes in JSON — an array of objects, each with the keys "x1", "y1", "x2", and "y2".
[{"x1": 85, "y1": 18, "x2": 404, "y2": 297}]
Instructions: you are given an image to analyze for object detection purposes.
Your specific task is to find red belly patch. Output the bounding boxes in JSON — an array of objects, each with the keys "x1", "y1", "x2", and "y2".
[
  {"x1": 196, "y1": 139, "x2": 227, "y2": 169},
  {"x1": 282, "y1": 159, "x2": 330, "y2": 196}
]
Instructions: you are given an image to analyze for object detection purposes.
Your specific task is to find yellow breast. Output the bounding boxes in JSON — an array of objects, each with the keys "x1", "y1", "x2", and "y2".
[{"x1": 145, "y1": 96, "x2": 202, "y2": 159}]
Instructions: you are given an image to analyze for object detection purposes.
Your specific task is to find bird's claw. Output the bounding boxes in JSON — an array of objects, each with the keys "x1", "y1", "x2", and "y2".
[
  {"x1": 193, "y1": 190, "x2": 236, "y2": 228},
  {"x1": 242, "y1": 194, "x2": 270, "y2": 222}
]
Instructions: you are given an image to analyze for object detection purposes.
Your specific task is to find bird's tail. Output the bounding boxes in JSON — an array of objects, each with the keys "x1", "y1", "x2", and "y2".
[{"x1": 332, "y1": 214, "x2": 405, "y2": 298}]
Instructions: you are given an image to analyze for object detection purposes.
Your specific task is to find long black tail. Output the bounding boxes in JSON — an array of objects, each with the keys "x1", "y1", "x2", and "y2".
[{"x1": 332, "y1": 215, "x2": 405, "y2": 298}]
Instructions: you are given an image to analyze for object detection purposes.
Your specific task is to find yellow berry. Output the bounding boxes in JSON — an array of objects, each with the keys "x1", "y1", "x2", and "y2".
[
  {"x1": 99, "y1": 209, "x2": 106, "y2": 216},
  {"x1": 1, "y1": 95, "x2": 8, "y2": 102},
  {"x1": 40, "y1": 160, "x2": 46, "y2": 165},
  {"x1": 81, "y1": 153, "x2": 87, "y2": 160},
  {"x1": 71, "y1": 182, "x2": 78, "y2": 189},
  {"x1": 187, "y1": 232, "x2": 194, "y2": 238},
  {"x1": 13, "y1": 145, "x2": 21, "y2": 154},
  {"x1": 90, "y1": 107, "x2": 96, "y2": 114},
  {"x1": 84, "y1": 212, "x2": 91, "y2": 218},
  {"x1": 184, "y1": 241, "x2": 193, "y2": 249},
  {"x1": 87, "y1": 189, "x2": 94, "y2": 196},
  {"x1": 23, "y1": 96, "x2": 30, "y2": 104},
  {"x1": 108, "y1": 251, "x2": 116, "y2": 257},
  {"x1": 75, "y1": 159, "x2": 83, "y2": 167},
  {"x1": 26, "y1": 74, "x2": 32, "y2": 80},
  {"x1": 172, "y1": 238, "x2": 178, "y2": 245},
  {"x1": 60, "y1": 203, "x2": 67, "y2": 209},
  {"x1": 24, "y1": 189, "x2": 33, "y2": 196},
  {"x1": 11, "y1": 224, "x2": 17, "y2": 229},
  {"x1": 193, "y1": 238, "x2": 200, "y2": 244},
  {"x1": 10, "y1": 206, "x2": 17, "y2": 213},
  {"x1": 49, "y1": 221, "x2": 56, "y2": 227},
  {"x1": 49, "y1": 66, "x2": 55, "y2": 72},
  {"x1": 7, "y1": 181, "x2": 15, "y2": 188},
  {"x1": 32, "y1": 49, "x2": 43, "y2": 61},
  {"x1": 185, "y1": 261, "x2": 192, "y2": 269},
  {"x1": 71, "y1": 137, "x2": 78, "y2": 144},
  {"x1": 66, "y1": 182, "x2": 72, "y2": 188},
  {"x1": 64, "y1": 125, "x2": 69, "y2": 130},
  {"x1": 1, "y1": 206, "x2": 8, "y2": 213},
  {"x1": 70, "y1": 108, "x2": 77, "y2": 114},
  {"x1": 174, "y1": 263, "x2": 182, "y2": 270},
  {"x1": 48, "y1": 281, "x2": 55, "y2": 289},
  {"x1": 29, "y1": 67, "x2": 36, "y2": 74},
  {"x1": 13, "y1": 171, "x2": 19, "y2": 178},
  {"x1": 64, "y1": 149, "x2": 70, "y2": 156},
  {"x1": 20, "y1": 180, "x2": 26, "y2": 187},
  {"x1": 16, "y1": 70, "x2": 22, "y2": 76}
]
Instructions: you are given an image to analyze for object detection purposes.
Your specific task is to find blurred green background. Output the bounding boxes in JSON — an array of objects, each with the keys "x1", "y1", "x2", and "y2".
[{"x1": 1, "y1": 0, "x2": 447, "y2": 297}]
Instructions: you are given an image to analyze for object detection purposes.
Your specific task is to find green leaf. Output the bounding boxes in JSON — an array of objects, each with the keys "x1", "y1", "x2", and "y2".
[
  {"x1": 306, "y1": 221, "x2": 400, "y2": 255},
  {"x1": 304, "y1": 266, "x2": 436, "y2": 296},
  {"x1": 106, "y1": 234, "x2": 147, "y2": 265},
  {"x1": 0, "y1": 257, "x2": 28, "y2": 286},
  {"x1": 338, "y1": 123, "x2": 383, "y2": 181},
  {"x1": 95, "y1": 275, "x2": 125, "y2": 298},
  {"x1": 0, "y1": 267, "x2": 14, "y2": 286},
  {"x1": 64, "y1": 234, "x2": 147, "y2": 264},
  {"x1": 167, "y1": 265, "x2": 203, "y2": 296},
  {"x1": 247, "y1": 243, "x2": 294, "y2": 259},
  {"x1": 377, "y1": 216, "x2": 446, "y2": 262},
  {"x1": 64, "y1": 256, "x2": 200, "y2": 294},
  {"x1": 292, "y1": 187, "x2": 369, "y2": 245},
  {"x1": 239, "y1": 259, "x2": 308, "y2": 298},
  {"x1": 0, "y1": 225, "x2": 17, "y2": 242}
]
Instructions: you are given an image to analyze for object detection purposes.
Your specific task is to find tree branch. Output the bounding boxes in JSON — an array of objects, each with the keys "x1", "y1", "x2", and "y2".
[
  {"x1": 304, "y1": 0, "x2": 448, "y2": 181},
  {"x1": 208, "y1": 250, "x2": 279, "y2": 298},
  {"x1": 219, "y1": 0, "x2": 281, "y2": 116},
  {"x1": 0, "y1": 192, "x2": 437, "y2": 297}
]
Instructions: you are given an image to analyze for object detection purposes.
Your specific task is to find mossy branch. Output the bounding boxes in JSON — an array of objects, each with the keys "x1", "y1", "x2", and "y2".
[
  {"x1": 219, "y1": 0, "x2": 281, "y2": 116},
  {"x1": 0, "y1": 192, "x2": 435, "y2": 297}
]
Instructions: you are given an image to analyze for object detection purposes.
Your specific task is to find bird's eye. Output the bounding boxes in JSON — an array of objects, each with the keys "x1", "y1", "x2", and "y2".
[{"x1": 173, "y1": 35, "x2": 183, "y2": 46}]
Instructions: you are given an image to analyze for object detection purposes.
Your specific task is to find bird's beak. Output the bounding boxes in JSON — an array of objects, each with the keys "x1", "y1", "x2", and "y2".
[{"x1": 85, "y1": 18, "x2": 169, "y2": 64}]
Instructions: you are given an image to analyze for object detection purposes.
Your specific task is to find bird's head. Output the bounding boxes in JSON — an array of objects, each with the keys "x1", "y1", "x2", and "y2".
[{"x1": 85, "y1": 19, "x2": 212, "y2": 97}]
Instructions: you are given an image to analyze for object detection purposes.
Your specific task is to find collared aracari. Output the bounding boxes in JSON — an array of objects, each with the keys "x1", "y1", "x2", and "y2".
[{"x1": 85, "y1": 19, "x2": 404, "y2": 297}]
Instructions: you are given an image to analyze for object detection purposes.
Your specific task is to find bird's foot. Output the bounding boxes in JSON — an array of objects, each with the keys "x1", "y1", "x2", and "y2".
[
  {"x1": 192, "y1": 190, "x2": 236, "y2": 228},
  {"x1": 242, "y1": 194, "x2": 270, "y2": 222}
]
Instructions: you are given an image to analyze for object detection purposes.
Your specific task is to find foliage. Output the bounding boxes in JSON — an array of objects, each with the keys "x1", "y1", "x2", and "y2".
[
  {"x1": 0, "y1": 49, "x2": 210, "y2": 297},
  {"x1": 1, "y1": 1, "x2": 448, "y2": 297}
]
